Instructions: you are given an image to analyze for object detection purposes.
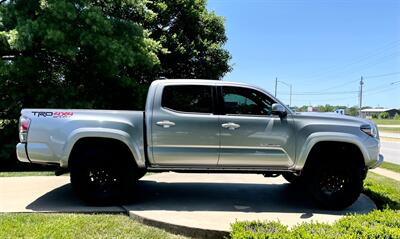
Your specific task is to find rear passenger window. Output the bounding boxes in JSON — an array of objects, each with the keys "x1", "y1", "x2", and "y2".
[{"x1": 162, "y1": 85, "x2": 213, "y2": 114}]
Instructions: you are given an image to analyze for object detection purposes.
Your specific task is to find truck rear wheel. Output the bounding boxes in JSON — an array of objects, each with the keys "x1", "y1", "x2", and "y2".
[
  {"x1": 305, "y1": 161, "x2": 363, "y2": 210},
  {"x1": 70, "y1": 146, "x2": 136, "y2": 205}
]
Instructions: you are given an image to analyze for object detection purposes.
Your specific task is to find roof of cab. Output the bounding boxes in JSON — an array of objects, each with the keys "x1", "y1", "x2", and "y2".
[{"x1": 151, "y1": 79, "x2": 253, "y2": 87}]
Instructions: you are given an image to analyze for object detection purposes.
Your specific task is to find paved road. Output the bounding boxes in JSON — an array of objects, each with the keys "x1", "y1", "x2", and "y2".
[
  {"x1": 380, "y1": 132, "x2": 400, "y2": 139},
  {"x1": 381, "y1": 141, "x2": 400, "y2": 165}
]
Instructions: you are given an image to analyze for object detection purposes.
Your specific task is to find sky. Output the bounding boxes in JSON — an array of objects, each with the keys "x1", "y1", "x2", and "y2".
[{"x1": 207, "y1": 0, "x2": 400, "y2": 108}]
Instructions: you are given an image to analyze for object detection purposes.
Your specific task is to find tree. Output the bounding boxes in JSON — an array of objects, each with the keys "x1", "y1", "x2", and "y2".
[
  {"x1": 0, "y1": 0, "x2": 231, "y2": 168},
  {"x1": 145, "y1": 0, "x2": 231, "y2": 79},
  {"x1": 346, "y1": 106, "x2": 359, "y2": 116}
]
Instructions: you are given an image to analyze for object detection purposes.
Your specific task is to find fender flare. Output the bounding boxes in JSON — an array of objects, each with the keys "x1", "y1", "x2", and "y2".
[
  {"x1": 293, "y1": 132, "x2": 369, "y2": 171},
  {"x1": 60, "y1": 128, "x2": 145, "y2": 168}
]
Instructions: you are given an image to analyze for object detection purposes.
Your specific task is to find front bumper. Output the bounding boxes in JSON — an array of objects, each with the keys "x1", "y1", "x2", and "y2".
[
  {"x1": 16, "y1": 143, "x2": 30, "y2": 163},
  {"x1": 369, "y1": 153, "x2": 384, "y2": 169}
]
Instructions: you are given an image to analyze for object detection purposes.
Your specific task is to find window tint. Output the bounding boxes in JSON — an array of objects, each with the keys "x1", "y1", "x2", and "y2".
[
  {"x1": 162, "y1": 85, "x2": 213, "y2": 113},
  {"x1": 222, "y1": 86, "x2": 275, "y2": 116}
]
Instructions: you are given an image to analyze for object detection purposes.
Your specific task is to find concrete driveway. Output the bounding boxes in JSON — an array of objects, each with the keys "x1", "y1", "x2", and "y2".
[
  {"x1": 0, "y1": 176, "x2": 124, "y2": 213},
  {"x1": 0, "y1": 173, "x2": 376, "y2": 235}
]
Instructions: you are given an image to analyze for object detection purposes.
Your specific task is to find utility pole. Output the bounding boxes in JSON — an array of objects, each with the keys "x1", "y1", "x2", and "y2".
[
  {"x1": 274, "y1": 77, "x2": 278, "y2": 97},
  {"x1": 359, "y1": 76, "x2": 364, "y2": 117},
  {"x1": 289, "y1": 84, "x2": 292, "y2": 107}
]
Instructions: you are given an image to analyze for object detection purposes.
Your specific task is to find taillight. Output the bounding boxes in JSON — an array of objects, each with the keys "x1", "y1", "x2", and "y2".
[{"x1": 19, "y1": 116, "x2": 30, "y2": 142}]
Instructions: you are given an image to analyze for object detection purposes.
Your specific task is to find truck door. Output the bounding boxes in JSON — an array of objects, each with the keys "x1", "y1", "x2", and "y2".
[
  {"x1": 150, "y1": 84, "x2": 219, "y2": 166},
  {"x1": 217, "y1": 86, "x2": 295, "y2": 168}
]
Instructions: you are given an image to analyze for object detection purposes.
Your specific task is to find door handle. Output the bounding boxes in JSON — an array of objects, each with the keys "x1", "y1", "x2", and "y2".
[
  {"x1": 221, "y1": 122, "x2": 240, "y2": 130},
  {"x1": 156, "y1": 120, "x2": 176, "y2": 128}
]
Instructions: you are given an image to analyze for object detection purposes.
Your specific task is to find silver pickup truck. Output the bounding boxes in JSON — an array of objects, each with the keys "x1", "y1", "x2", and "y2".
[{"x1": 16, "y1": 79, "x2": 383, "y2": 209}]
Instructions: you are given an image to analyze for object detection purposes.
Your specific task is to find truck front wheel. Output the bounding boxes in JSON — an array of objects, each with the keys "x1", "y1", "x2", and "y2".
[
  {"x1": 282, "y1": 172, "x2": 304, "y2": 185},
  {"x1": 70, "y1": 146, "x2": 135, "y2": 205},
  {"x1": 305, "y1": 161, "x2": 363, "y2": 210}
]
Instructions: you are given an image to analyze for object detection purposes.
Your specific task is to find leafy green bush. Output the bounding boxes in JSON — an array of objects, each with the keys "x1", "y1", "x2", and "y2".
[
  {"x1": 363, "y1": 173, "x2": 400, "y2": 210},
  {"x1": 231, "y1": 210, "x2": 400, "y2": 239},
  {"x1": 379, "y1": 112, "x2": 389, "y2": 119},
  {"x1": 394, "y1": 113, "x2": 400, "y2": 120}
]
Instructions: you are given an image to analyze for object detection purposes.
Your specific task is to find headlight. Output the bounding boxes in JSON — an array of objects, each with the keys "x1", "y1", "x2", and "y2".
[{"x1": 360, "y1": 124, "x2": 378, "y2": 138}]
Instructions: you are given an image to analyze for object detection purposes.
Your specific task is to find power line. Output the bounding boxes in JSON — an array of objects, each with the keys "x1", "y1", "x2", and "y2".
[
  {"x1": 278, "y1": 71, "x2": 400, "y2": 96},
  {"x1": 364, "y1": 71, "x2": 400, "y2": 79},
  {"x1": 295, "y1": 40, "x2": 400, "y2": 82}
]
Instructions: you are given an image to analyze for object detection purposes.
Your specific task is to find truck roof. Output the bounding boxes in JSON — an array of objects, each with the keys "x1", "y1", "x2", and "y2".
[{"x1": 151, "y1": 79, "x2": 257, "y2": 88}]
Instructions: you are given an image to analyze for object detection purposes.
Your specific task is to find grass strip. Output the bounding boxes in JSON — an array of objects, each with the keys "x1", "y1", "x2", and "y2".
[
  {"x1": 379, "y1": 162, "x2": 400, "y2": 174},
  {"x1": 0, "y1": 213, "x2": 187, "y2": 239},
  {"x1": 0, "y1": 171, "x2": 55, "y2": 177}
]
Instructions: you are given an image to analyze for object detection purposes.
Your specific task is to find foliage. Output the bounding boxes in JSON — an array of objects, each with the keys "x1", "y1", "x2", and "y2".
[
  {"x1": 394, "y1": 113, "x2": 400, "y2": 120},
  {"x1": 346, "y1": 106, "x2": 359, "y2": 116},
  {"x1": 363, "y1": 172, "x2": 400, "y2": 210},
  {"x1": 379, "y1": 112, "x2": 389, "y2": 119},
  {"x1": 0, "y1": 0, "x2": 231, "y2": 168},
  {"x1": 231, "y1": 172, "x2": 400, "y2": 238},
  {"x1": 231, "y1": 210, "x2": 400, "y2": 239},
  {"x1": 293, "y1": 105, "x2": 360, "y2": 116},
  {"x1": 146, "y1": 0, "x2": 231, "y2": 79},
  {"x1": 0, "y1": 213, "x2": 187, "y2": 238}
]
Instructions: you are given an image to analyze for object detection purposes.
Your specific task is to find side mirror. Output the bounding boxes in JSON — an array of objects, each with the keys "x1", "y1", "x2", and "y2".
[{"x1": 271, "y1": 103, "x2": 287, "y2": 118}]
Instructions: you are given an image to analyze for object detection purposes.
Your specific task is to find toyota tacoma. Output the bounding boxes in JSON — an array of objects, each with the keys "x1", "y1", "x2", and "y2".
[{"x1": 16, "y1": 79, "x2": 384, "y2": 209}]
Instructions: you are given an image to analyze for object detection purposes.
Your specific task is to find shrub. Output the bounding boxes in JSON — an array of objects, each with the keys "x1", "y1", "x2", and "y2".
[
  {"x1": 379, "y1": 112, "x2": 389, "y2": 119},
  {"x1": 231, "y1": 172, "x2": 400, "y2": 239},
  {"x1": 363, "y1": 173, "x2": 400, "y2": 210},
  {"x1": 394, "y1": 113, "x2": 400, "y2": 120},
  {"x1": 231, "y1": 210, "x2": 400, "y2": 239}
]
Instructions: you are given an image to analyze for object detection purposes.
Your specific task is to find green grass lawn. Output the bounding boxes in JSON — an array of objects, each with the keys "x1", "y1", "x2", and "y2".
[
  {"x1": 0, "y1": 171, "x2": 56, "y2": 177},
  {"x1": 0, "y1": 213, "x2": 187, "y2": 239},
  {"x1": 379, "y1": 127, "x2": 400, "y2": 133},
  {"x1": 372, "y1": 119, "x2": 400, "y2": 125},
  {"x1": 380, "y1": 162, "x2": 400, "y2": 174}
]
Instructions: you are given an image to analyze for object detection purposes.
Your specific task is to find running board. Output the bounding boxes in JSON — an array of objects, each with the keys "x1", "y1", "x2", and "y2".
[{"x1": 146, "y1": 166, "x2": 295, "y2": 174}]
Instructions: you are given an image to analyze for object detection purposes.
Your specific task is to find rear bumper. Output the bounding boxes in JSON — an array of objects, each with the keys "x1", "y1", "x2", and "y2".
[
  {"x1": 16, "y1": 143, "x2": 30, "y2": 163},
  {"x1": 368, "y1": 153, "x2": 384, "y2": 169}
]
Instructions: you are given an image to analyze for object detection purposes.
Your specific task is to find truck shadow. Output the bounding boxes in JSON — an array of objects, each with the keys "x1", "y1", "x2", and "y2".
[
  {"x1": 25, "y1": 184, "x2": 124, "y2": 213},
  {"x1": 26, "y1": 180, "x2": 374, "y2": 215},
  {"x1": 126, "y1": 180, "x2": 373, "y2": 215}
]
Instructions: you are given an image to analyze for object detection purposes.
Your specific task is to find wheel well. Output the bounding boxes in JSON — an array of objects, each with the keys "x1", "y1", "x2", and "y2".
[
  {"x1": 68, "y1": 137, "x2": 136, "y2": 169},
  {"x1": 304, "y1": 141, "x2": 365, "y2": 170}
]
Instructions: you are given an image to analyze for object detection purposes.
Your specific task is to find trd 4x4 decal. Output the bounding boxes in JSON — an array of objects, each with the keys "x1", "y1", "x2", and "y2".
[{"x1": 32, "y1": 111, "x2": 73, "y2": 118}]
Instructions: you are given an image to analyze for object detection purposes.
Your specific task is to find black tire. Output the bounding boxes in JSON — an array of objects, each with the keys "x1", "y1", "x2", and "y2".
[
  {"x1": 70, "y1": 146, "x2": 136, "y2": 205},
  {"x1": 135, "y1": 168, "x2": 147, "y2": 180},
  {"x1": 305, "y1": 161, "x2": 363, "y2": 210},
  {"x1": 282, "y1": 172, "x2": 304, "y2": 185}
]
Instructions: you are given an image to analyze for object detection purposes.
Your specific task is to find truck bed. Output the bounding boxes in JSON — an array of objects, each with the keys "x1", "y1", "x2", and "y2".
[{"x1": 17, "y1": 109, "x2": 146, "y2": 168}]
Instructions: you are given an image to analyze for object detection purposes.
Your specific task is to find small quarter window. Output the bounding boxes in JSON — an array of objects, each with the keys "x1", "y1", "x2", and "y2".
[{"x1": 162, "y1": 85, "x2": 213, "y2": 114}]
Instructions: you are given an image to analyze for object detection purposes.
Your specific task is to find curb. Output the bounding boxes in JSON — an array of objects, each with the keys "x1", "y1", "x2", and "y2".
[{"x1": 125, "y1": 209, "x2": 229, "y2": 239}]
